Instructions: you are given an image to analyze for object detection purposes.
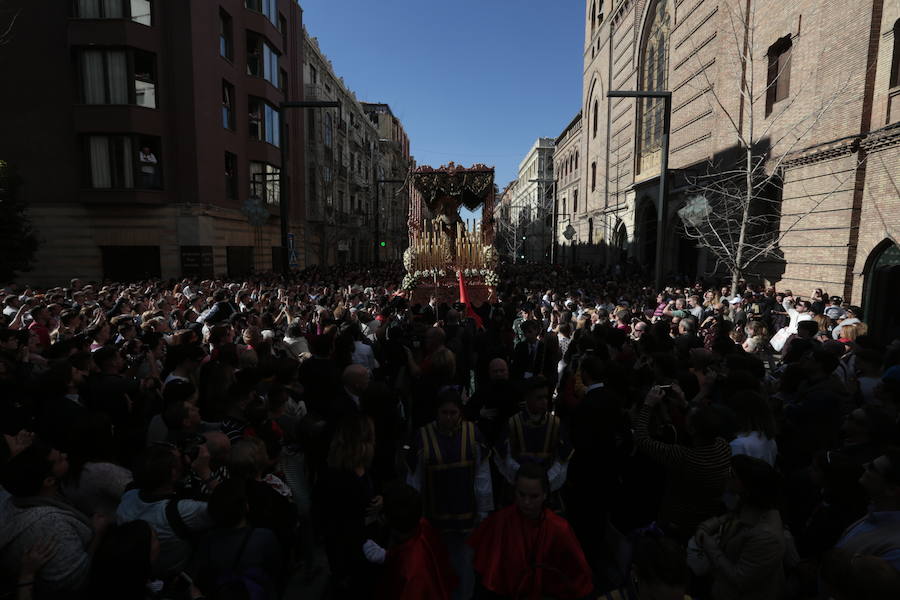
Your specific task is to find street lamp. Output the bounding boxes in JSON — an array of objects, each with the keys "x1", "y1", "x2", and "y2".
[
  {"x1": 375, "y1": 178, "x2": 404, "y2": 264},
  {"x1": 278, "y1": 100, "x2": 341, "y2": 275},
  {"x1": 607, "y1": 89, "x2": 671, "y2": 291}
]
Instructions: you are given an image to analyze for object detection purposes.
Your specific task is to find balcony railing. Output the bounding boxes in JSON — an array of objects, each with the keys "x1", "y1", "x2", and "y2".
[{"x1": 304, "y1": 84, "x2": 322, "y2": 101}]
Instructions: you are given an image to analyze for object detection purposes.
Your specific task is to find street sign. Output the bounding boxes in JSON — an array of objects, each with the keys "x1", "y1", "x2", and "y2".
[{"x1": 563, "y1": 224, "x2": 576, "y2": 241}]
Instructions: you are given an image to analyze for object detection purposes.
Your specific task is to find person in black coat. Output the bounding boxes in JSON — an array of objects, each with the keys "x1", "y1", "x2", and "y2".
[
  {"x1": 510, "y1": 320, "x2": 546, "y2": 381},
  {"x1": 313, "y1": 415, "x2": 379, "y2": 599},
  {"x1": 37, "y1": 356, "x2": 90, "y2": 452},
  {"x1": 565, "y1": 354, "x2": 628, "y2": 567},
  {"x1": 464, "y1": 358, "x2": 520, "y2": 446}
]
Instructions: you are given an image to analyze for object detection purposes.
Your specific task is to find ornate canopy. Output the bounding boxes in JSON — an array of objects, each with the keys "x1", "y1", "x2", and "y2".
[{"x1": 412, "y1": 162, "x2": 494, "y2": 212}]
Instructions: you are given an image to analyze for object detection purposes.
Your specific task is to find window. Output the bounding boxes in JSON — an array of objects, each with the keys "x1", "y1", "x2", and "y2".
[
  {"x1": 575, "y1": 151, "x2": 579, "y2": 170},
  {"x1": 573, "y1": 189, "x2": 578, "y2": 213},
  {"x1": 79, "y1": 49, "x2": 128, "y2": 104},
  {"x1": 593, "y1": 99, "x2": 598, "y2": 138},
  {"x1": 219, "y1": 9, "x2": 233, "y2": 60},
  {"x1": 591, "y1": 1, "x2": 596, "y2": 32},
  {"x1": 636, "y1": 0, "x2": 670, "y2": 175},
  {"x1": 245, "y1": 0, "x2": 277, "y2": 27},
  {"x1": 129, "y1": 0, "x2": 151, "y2": 25},
  {"x1": 324, "y1": 113, "x2": 333, "y2": 147},
  {"x1": 280, "y1": 15, "x2": 288, "y2": 46},
  {"x1": 249, "y1": 97, "x2": 280, "y2": 146},
  {"x1": 133, "y1": 50, "x2": 156, "y2": 108},
  {"x1": 249, "y1": 161, "x2": 279, "y2": 205},
  {"x1": 222, "y1": 81, "x2": 235, "y2": 129},
  {"x1": 310, "y1": 65, "x2": 318, "y2": 84},
  {"x1": 78, "y1": 48, "x2": 156, "y2": 108},
  {"x1": 225, "y1": 152, "x2": 237, "y2": 200},
  {"x1": 246, "y1": 32, "x2": 279, "y2": 87},
  {"x1": 84, "y1": 134, "x2": 161, "y2": 189},
  {"x1": 73, "y1": 0, "x2": 151, "y2": 25},
  {"x1": 591, "y1": 162, "x2": 597, "y2": 191},
  {"x1": 588, "y1": 218, "x2": 594, "y2": 244},
  {"x1": 307, "y1": 110, "x2": 315, "y2": 141},
  {"x1": 889, "y1": 20, "x2": 899, "y2": 88},
  {"x1": 766, "y1": 35, "x2": 793, "y2": 115}
]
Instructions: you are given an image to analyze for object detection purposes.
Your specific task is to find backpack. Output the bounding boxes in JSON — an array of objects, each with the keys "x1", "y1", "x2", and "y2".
[{"x1": 203, "y1": 528, "x2": 273, "y2": 600}]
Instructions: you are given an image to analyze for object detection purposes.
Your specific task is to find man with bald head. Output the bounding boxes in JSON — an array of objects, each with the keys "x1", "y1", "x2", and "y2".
[{"x1": 337, "y1": 363, "x2": 370, "y2": 416}]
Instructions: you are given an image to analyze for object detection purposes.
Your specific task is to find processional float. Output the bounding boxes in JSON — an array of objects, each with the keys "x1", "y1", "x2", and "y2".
[{"x1": 402, "y1": 163, "x2": 499, "y2": 305}]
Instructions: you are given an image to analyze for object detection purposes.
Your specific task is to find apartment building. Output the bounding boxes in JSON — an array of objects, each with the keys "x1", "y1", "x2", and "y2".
[{"x1": 0, "y1": 0, "x2": 307, "y2": 283}]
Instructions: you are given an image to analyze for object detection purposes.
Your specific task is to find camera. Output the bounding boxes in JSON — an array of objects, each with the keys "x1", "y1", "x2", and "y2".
[{"x1": 177, "y1": 433, "x2": 206, "y2": 462}]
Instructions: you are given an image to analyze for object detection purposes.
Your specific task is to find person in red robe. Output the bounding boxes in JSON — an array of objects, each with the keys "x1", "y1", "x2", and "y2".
[
  {"x1": 369, "y1": 482, "x2": 458, "y2": 600},
  {"x1": 468, "y1": 462, "x2": 595, "y2": 600}
]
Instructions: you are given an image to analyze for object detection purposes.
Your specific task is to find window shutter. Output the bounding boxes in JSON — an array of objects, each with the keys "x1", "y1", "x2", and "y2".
[
  {"x1": 890, "y1": 20, "x2": 900, "y2": 88},
  {"x1": 776, "y1": 45, "x2": 791, "y2": 102}
]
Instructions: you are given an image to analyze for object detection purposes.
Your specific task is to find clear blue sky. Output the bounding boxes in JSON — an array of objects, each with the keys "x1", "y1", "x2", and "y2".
[{"x1": 301, "y1": 0, "x2": 585, "y2": 217}]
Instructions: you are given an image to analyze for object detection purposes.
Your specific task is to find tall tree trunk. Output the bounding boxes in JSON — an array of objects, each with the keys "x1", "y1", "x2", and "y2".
[{"x1": 731, "y1": 7, "x2": 755, "y2": 300}]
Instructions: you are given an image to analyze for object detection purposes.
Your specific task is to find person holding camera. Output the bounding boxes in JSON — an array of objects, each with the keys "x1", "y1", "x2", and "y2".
[{"x1": 635, "y1": 385, "x2": 731, "y2": 542}]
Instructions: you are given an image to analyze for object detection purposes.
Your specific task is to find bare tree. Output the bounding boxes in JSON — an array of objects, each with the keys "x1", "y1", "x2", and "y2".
[
  {"x1": 0, "y1": 4, "x2": 19, "y2": 46},
  {"x1": 676, "y1": 1, "x2": 866, "y2": 296}
]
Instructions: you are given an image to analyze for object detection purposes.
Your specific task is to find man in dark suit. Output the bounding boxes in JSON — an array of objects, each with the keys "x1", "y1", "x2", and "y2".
[
  {"x1": 565, "y1": 354, "x2": 627, "y2": 570},
  {"x1": 334, "y1": 364, "x2": 369, "y2": 425},
  {"x1": 510, "y1": 320, "x2": 545, "y2": 381}
]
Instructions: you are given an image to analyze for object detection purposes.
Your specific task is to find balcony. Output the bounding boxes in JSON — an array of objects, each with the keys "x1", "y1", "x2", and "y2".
[{"x1": 304, "y1": 84, "x2": 322, "y2": 101}]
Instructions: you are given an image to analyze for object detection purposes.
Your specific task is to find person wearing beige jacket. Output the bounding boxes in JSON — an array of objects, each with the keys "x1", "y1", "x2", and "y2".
[{"x1": 694, "y1": 454, "x2": 786, "y2": 600}]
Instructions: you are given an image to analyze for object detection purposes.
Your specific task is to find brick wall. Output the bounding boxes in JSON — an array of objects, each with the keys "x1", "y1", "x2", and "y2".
[{"x1": 577, "y1": 0, "x2": 899, "y2": 299}]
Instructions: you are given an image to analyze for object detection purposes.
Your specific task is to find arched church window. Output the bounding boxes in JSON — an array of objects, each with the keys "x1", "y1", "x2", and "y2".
[{"x1": 636, "y1": 0, "x2": 670, "y2": 176}]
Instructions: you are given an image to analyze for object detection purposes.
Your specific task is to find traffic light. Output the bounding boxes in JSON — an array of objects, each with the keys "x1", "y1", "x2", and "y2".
[{"x1": 379, "y1": 241, "x2": 386, "y2": 247}]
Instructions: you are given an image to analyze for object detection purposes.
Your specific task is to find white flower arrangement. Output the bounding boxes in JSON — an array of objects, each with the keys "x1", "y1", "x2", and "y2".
[
  {"x1": 483, "y1": 270, "x2": 500, "y2": 286},
  {"x1": 401, "y1": 274, "x2": 419, "y2": 290}
]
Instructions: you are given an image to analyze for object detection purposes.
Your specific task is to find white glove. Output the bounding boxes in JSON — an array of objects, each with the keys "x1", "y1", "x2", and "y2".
[{"x1": 362, "y1": 539, "x2": 386, "y2": 564}]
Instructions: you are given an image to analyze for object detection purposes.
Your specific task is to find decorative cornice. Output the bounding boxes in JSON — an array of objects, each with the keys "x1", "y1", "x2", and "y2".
[
  {"x1": 782, "y1": 122, "x2": 900, "y2": 167},
  {"x1": 782, "y1": 136, "x2": 861, "y2": 168},
  {"x1": 860, "y1": 122, "x2": 900, "y2": 153}
]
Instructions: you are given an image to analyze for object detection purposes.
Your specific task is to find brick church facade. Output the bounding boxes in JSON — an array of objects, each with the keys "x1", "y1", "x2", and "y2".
[{"x1": 567, "y1": 0, "x2": 900, "y2": 334}]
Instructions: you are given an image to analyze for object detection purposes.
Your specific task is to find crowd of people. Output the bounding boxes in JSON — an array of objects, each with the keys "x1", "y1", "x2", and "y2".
[{"x1": 1, "y1": 261, "x2": 899, "y2": 600}]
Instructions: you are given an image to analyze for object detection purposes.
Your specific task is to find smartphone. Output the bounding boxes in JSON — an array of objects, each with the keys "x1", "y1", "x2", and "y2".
[{"x1": 657, "y1": 384, "x2": 673, "y2": 390}]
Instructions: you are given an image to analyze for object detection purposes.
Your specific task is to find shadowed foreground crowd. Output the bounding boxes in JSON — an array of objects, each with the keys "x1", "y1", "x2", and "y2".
[{"x1": 1, "y1": 262, "x2": 900, "y2": 600}]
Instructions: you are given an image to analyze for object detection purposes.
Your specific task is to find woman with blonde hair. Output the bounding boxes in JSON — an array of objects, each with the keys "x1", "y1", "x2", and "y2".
[
  {"x1": 839, "y1": 321, "x2": 867, "y2": 342},
  {"x1": 742, "y1": 321, "x2": 769, "y2": 354}
]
